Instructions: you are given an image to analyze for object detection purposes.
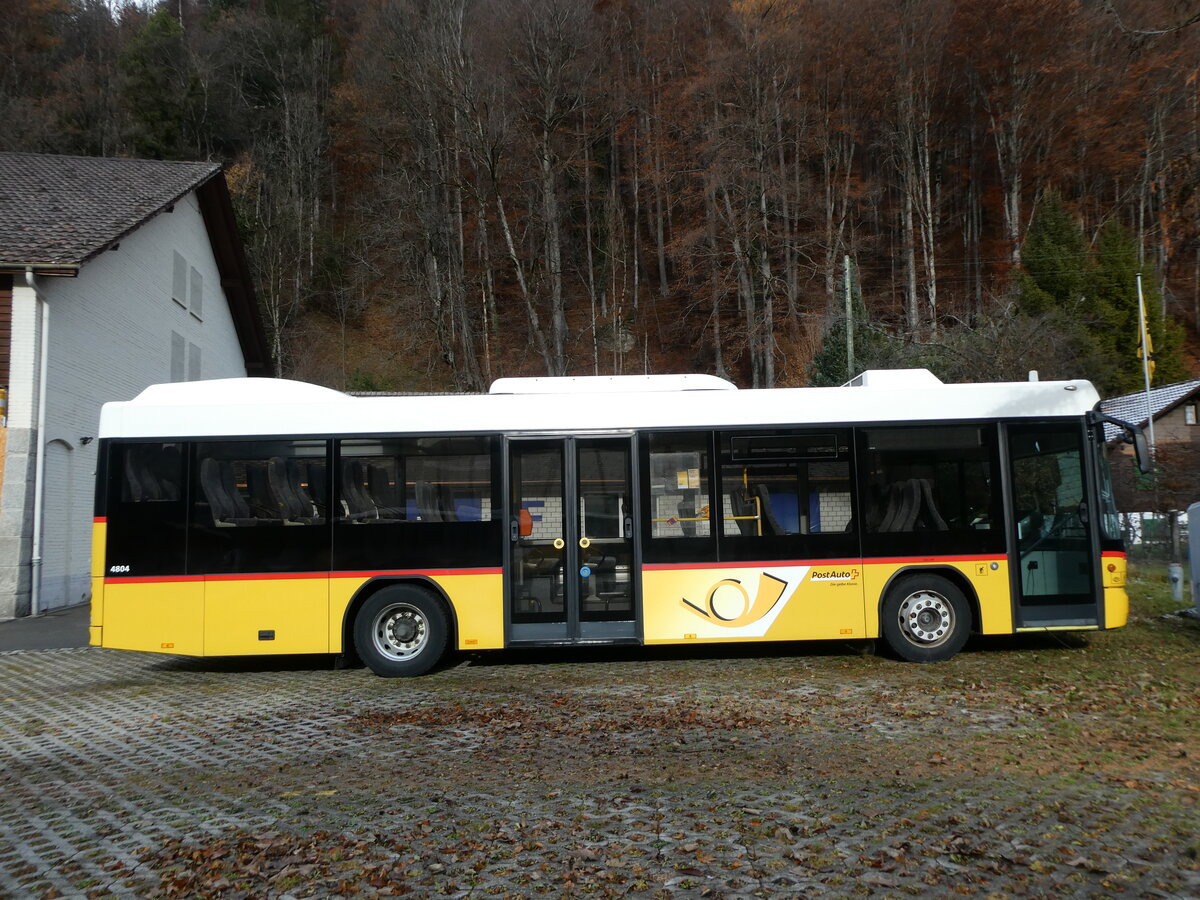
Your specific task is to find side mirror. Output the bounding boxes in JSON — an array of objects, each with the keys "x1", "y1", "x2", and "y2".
[
  {"x1": 1089, "y1": 410, "x2": 1151, "y2": 475},
  {"x1": 1132, "y1": 429, "x2": 1151, "y2": 474}
]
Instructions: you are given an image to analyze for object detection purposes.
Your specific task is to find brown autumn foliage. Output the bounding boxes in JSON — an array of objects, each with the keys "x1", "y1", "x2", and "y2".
[{"x1": 3, "y1": 0, "x2": 1200, "y2": 389}]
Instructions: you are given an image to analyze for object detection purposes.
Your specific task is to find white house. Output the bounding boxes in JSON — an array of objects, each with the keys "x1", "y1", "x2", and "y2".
[{"x1": 0, "y1": 152, "x2": 270, "y2": 620}]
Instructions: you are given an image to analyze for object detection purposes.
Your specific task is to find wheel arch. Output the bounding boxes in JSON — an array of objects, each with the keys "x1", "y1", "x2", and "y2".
[
  {"x1": 339, "y1": 576, "x2": 459, "y2": 663},
  {"x1": 876, "y1": 565, "x2": 981, "y2": 635}
]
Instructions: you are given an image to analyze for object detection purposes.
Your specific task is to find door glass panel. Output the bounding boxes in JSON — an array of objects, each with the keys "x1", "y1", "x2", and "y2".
[
  {"x1": 578, "y1": 440, "x2": 633, "y2": 622},
  {"x1": 1009, "y1": 425, "x2": 1093, "y2": 604},
  {"x1": 511, "y1": 444, "x2": 566, "y2": 623}
]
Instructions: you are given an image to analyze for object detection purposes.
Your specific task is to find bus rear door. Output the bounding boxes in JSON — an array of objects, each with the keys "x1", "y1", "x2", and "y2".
[{"x1": 506, "y1": 436, "x2": 639, "y2": 644}]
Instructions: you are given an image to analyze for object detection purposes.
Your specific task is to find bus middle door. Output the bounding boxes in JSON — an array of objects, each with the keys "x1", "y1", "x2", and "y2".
[{"x1": 507, "y1": 436, "x2": 638, "y2": 645}]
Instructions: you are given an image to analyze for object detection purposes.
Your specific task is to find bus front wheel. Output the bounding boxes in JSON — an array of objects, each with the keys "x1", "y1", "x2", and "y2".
[
  {"x1": 881, "y1": 575, "x2": 970, "y2": 663},
  {"x1": 354, "y1": 585, "x2": 448, "y2": 677}
]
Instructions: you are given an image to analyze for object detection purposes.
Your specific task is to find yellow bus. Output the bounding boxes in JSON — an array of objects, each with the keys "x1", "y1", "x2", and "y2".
[{"x1": 90, "y1": 369, "x2": 1146, "y2": 676}]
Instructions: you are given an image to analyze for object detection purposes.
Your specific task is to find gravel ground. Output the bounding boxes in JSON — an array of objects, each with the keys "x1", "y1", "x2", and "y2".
[{"x1": 1, "y1": 636, "x2": 1197, "y2": 899}]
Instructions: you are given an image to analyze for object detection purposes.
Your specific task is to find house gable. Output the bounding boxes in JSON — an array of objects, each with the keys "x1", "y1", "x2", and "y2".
[
  {"x1": 0, "y1": 152, "x2": 271, "y2": 618},
  {"x1": 0, "y1": 152, "x2": 270, "y2": 375}
]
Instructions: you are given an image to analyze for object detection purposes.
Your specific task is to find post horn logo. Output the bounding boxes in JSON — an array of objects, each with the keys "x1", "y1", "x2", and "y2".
[{"x1": 681, "y1": 572, "x2": 790, "y2": 628}]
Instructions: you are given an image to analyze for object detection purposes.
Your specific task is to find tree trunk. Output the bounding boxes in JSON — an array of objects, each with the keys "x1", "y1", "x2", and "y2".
[
  {"x1": 902, "y1": 188, "x2": 918, "y2": 333},
  {"x1": 541, "y1": 124, "x2": 567, "y2": 375},
  {"x1": 496, "y1": 191, "x2": 553, "y2": 373}
]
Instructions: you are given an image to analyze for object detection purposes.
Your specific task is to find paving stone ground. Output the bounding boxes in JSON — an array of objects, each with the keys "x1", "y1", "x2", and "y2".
[{"x1": 0, "y1": 641, "x2": 1197, "y2": 899}]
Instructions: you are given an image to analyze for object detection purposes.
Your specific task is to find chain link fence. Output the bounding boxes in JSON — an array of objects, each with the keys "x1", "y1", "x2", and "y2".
[{"x1": 1122, "y1": 511, "x2": 1188, "y2": 564}]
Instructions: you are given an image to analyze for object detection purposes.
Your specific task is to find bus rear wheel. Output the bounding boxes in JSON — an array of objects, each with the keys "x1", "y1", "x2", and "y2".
[
  {"x1": 881, "y1": 574, "x2": 970, "y2": 663},
  {"x1": 354, "y1": 585, "x2": 448, "y2": 677}
]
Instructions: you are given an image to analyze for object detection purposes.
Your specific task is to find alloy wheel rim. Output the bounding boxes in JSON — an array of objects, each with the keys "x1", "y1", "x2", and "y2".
[
  {"x1": 898, "y1": 590, "x2": 954, "y2": 646},
  {"x1": 372, "y1": 602, "x2": 429, "y2": 661}
]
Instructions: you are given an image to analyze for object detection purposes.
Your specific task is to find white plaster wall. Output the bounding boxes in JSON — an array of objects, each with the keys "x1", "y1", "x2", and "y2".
[
  {"x1": 3, "y1": 190, "x2": 251, "y2": 615},
  {"x1": 0, "y1": 284, "x2": 42, "y2": 616}
]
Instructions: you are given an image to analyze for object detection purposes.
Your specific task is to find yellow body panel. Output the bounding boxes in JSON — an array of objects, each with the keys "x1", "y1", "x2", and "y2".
[
  {"x1": 90, "y1": 520, "x2": 106, "y2": 646},
  {"x1": 642, "y1": 564, "x2": 865, "y2": 644},
  {"x1": 329, "y1": 572, "x2": 505, "y2": 653},
  {"x1": 102, "y1": 580, "x2": 205, "y2": 656},
  {"x1": 861, "y1": 559, "x2": 1013, "y2": 637},
  {"x1": 644, "y1": 557, "x2": 1014, "y2": 645},
  {"x1": 204, "y1": 577, "x2": 329, "y2": 654},
  {"x1": 438, "y1": 573, "x2": 505, "y2": 650}
]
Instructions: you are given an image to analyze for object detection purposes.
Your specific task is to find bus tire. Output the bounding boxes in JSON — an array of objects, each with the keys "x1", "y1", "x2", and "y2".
[
  {"x1": 880, "y1": 574, "x2": 970, "y2": 663},
  {"x1": 354, "y1": 585, "x2": 448, "y2": 677}
]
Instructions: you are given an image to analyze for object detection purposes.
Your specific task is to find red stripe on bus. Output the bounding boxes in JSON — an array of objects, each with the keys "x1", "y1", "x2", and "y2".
[
  {"x1": 205, "y1": 572, "x2": 332, "y2": 582},
  {"x1": 1101, "y1": 551, "x2": 1126, "y2": 559},
  {"x1": 105, "y1": 575, "x2": 206, "y2": 585},
  {"x1": 643, "y1": 558, "x2": 863, "y2": 571},
  {"x1": 93, "y1": 517, "x2": 107, "y2": 524},
  {"x1": 867, "y1": 554, "x2": 1007, "y2": 565},
  {"x1": 642, "y1": 554, "x2": 1006, "y2": 572},
  {"x1": 105, "y1": 567, "x2": 502, "y2": 585},
  {"x1": 334, "y1": 568, "x2": 503, "y2": 578}
]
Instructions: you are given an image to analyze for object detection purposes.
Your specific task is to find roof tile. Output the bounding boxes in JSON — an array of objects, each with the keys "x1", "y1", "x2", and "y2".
[
  {"x1": 0, "y1": 152, "x2": 219, "y2": 267},
  {"x1": 1100, "y1": 378, "x2": 1200, "y2": 441}
]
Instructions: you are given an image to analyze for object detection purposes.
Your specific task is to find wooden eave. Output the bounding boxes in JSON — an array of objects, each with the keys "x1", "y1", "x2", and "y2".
[
  {"x1": 194, "y1": 175, "x2": 272, "y2": 378},
  {"x1": 0, "y1": 264, "x2": 80, "y2": 277}
]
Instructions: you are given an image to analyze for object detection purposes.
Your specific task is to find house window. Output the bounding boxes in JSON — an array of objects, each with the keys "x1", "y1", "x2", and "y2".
[
  {"x1": 172, "y1": 252, "x2": 187, "y2": 308},
  {"x1": 1186, "y1": 405, "x2": 1197, "y2": 426},
  {"x1": 188, "y1": 342, "x2": 201, "y2": 381},
  {"x1": 170, "y1": 331, "x2": 185, "y2": 382},
  {"x1": 189, "y1": 266, "x2": 203, "y2": 320}
]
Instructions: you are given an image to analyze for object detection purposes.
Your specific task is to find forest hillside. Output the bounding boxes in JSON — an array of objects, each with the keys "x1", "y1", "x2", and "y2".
[{"x1": 4, "y1": 0, "x2": 1199, "y2": 393}]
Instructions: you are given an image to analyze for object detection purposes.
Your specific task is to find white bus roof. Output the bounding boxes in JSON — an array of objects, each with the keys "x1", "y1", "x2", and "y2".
[
  {"x1": 98, "y1": 370, "x2": 1101, "y2": 440},
  {"x1": 489, "y1": 373, "x2": 737, "y2": 394}
]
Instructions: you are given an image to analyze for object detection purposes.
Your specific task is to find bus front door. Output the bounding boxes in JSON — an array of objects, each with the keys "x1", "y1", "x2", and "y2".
[
  {"x1": 507, "y1": 436, "x2": 638, "y2": 644},
  {"x1": 1006, "y1": 423, "x2": 1100, "y2": 627}
]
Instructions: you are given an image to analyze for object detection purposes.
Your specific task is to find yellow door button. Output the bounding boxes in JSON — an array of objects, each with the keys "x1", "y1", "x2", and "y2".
[
  {"x1": 553, "y1": 538, "x2": 565, "y2": 550},
  {"x1": 579, "y1": 537, "x2": 591, "y2": 549}
]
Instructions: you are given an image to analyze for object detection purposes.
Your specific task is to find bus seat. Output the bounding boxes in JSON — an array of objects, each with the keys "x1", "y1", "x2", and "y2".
[
  {"x1": 153, "y1": 445, "x2": 182, "y2": 501},
  {"x1": 916, "y1": 478, "x2": 948, "y2": 531},
  {"x1": 340, "y1": 459, "x2": 392, "y2": 521},
  {"x1": 245, "y1": 462, "x2": 287, "y2": 523},
  {"x1": 437, "y1": 483, "x2": 459, "y2": 522},
  {"x1": 881, "y1": 480, "x2": 921, "y2": 532},
  {"x1": 753, "y1": 484, "x2": 784, "y2": 535},
  {"x1": 272, "y1": 457, "x2": 323, "y2": 524},
  {"x1": 877, "y1": 482, "x2": 902, "y2": 531},
  {"x1": 287, "y1": 459, "x2": 324, "y2": 520},
  {"x1": 677, "y1": 500, "x2": 697, "y2": 537},
  {"x1": 366, "y1": 464, "x2": 405, "y2": 518},
  {"x1": 123, "y1": 449, "x2": 145, "y2": 502},
  {"x1": 199, "y1": 458, "x2": 258, "y2": 527},
  {"x1": 305, "y1": 461, "x2": 329, "y2": 517},
  {"x1": 124, "y1": 446, "x2": 168, "y2": 502},
  {"x1": 415, "y1": 480, "x2": 442, "y2": 521},
  {"x1": 896, "y1": 479, "x2": 921, "y2": 531}
]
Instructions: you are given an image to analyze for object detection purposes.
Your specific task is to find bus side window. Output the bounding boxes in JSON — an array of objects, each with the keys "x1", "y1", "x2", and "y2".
[
  {"x1": 863, "y1": 426, "x2": 997, "y2": 534},
  {"x1": 719, "y1": 459, "x2": 852, "y2": 536},
  {"x1": 121, "y1": 442, "x2": 182, "y2": 503},
  {"x1": 647, "y1": 434, "x2": 711, "y2": 539},
  {"x1": 195, "y1": 440, "x2": 327, "y2": 527},
  {"x1": 106, "y1": 441, "x2": 188, "y2": 577},
  {"x1": 338, "y1": 437, "x2": 493, "y2": 525},
  {"x1": 860, "y1": 425, "x2": 1003, "y2": 557}
]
